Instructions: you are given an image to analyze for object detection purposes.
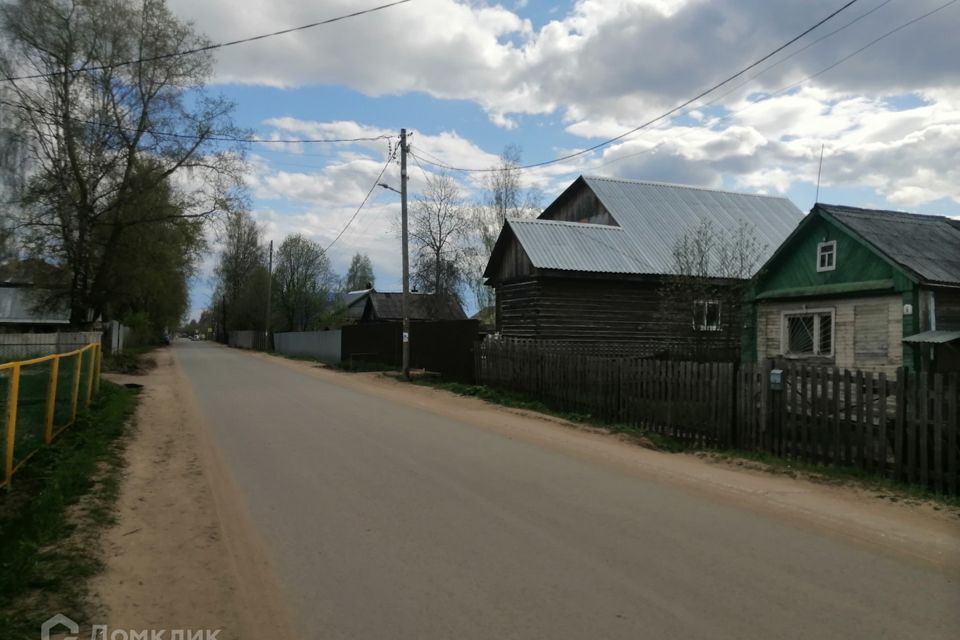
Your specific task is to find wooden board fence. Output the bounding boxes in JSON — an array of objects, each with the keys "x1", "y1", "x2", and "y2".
[{"x1": 477, "y1": 339, "x2": 960, "y2": 495}]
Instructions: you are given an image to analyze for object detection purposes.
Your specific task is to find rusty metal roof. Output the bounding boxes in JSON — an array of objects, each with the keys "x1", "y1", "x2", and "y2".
[{"x1": 818, "y1": 204, "x2": 960, "y2": 286}]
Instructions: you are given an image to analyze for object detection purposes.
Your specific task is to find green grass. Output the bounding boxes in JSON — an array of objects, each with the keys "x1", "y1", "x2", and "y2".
[
  {"x1": 100, "y1": 345, "x2": 154, "y2": 374},
  {"x1": 701, "y1": 449, "x2": 960, "y2": 509},
  {"x1": 0, "y1": 381, "x2": 139, "y2": 639}
]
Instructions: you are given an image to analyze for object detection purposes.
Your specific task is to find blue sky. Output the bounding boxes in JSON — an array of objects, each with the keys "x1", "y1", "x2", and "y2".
[{"x1": 168, "y1": 0, "x2": 960, "y2": 318}]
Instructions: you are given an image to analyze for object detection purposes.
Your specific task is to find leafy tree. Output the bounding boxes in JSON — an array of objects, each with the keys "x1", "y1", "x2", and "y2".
[
  {"x1": 1, "y1": 0, "x2": 248, "y2": 325},
  {"x1": 344, "y1": 253, "x2": 375, "y2": 291},
  {"x1": 273, "y1": 234, "x2": 337, "y2": 332},
  {"x1": 215, "y1": 210, "x2": 266, "y2": 331},
  {"x1": 410, "y1": 172, "x2": 470, "y2": 305}
]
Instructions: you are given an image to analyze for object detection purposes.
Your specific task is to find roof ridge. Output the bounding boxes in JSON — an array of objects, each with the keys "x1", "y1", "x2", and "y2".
[
  {"x1": 582, "y1": 174, "x2": 792, "y2": 201},
  {"x1": 508, "y1": 217, "x2": 624, "y2": 230},
  {"x1": 818, "y1": 202, "x2": 956, "y2": 223}
]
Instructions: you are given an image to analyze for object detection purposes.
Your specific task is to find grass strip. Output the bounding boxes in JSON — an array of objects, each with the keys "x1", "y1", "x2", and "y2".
[{"x1": 0, "y1": 381, "x2": 139, "y2": 639}]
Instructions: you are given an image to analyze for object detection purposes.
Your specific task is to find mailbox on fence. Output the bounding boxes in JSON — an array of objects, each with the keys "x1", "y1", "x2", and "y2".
[{"x1": 769, "y1": 368, "x2": 784, "y2": 391}]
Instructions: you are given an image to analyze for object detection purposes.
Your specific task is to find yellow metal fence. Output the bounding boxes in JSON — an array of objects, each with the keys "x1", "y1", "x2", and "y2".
[{"x1": 0, "y1": 342, "x2": 101, "y2": 487}]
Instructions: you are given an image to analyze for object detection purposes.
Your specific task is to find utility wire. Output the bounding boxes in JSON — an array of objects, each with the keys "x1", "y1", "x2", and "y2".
[
  {"x1": 325, "y1": 146, "x2": 398, "y2": 253},
  {"x1": 585, "y1": 0, "x2": 958, "y2": 174},
  {"x1": 0, "y1": 99, "x2": 395, "y2": 144},
  {"x1": 2, "y1": 0, "x2": 415, "y2": 83},
  {"x1": 408, "y1": 0, "x2": 864, "y2": 173}
]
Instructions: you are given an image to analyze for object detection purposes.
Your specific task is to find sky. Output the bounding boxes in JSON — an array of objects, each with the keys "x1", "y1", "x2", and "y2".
[{"x1": 165, "y1": 0, "x2": 960, "y2": 319}]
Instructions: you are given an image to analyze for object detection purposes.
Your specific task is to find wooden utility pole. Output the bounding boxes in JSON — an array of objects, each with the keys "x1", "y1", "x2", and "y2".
[
  {"x1": 264, "y1": 239, "x2": 273, "y2": 351},
  {"x1": 400, "y1": 129, "x2": 411, "y2": 379}
]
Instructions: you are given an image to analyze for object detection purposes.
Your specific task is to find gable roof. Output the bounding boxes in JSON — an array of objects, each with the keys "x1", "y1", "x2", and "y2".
[
  {"x1": 485, "y1": 175, "x2": 803, "y2": 280},
  {"x1": 364, "y1": 291, "x2": 466, "y2": 322},
  {"x1": 817, "y1": 204, "x2": 960, "y2": 286}
]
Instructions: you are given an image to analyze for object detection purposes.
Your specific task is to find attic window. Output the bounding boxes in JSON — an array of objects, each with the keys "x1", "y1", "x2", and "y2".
[{"x1": 817, "y1": 241, "x2": 836, "y2": 272}]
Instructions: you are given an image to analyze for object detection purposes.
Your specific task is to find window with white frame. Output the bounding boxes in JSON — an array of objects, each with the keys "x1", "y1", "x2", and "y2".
[
  {"x1": 783, "y1": 309, "x2": 833, "y2": 357},
  {"x1": 817, "y1": 240, "x2": 836, "y2": 272},
  {"x1": 693, "y1": 300, "x2": 721, "y2": 331}
]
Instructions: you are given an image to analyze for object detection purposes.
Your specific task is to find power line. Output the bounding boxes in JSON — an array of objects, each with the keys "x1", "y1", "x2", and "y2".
[
  {"x1": 324, "y1": 146, "x2": 399, "y2": 253},
  {"x1": 0, "y1": 98, "x2": 395, "y2": 145},
  {"x1": 408, "y1": 0, "x2": 864, "y2": 173},
  {"x1": 2, "y1": 0, "x2": 415, "y2": 83},
  {"x1": 586, "y1": 0, "x2": 958, "y2": 174}
]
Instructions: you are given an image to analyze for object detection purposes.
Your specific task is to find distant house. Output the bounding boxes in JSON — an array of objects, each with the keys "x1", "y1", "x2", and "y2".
[
  {"x1": 343, "y1": 288, "x2": 466, "y2": 323},
  {"x1": 747, "y1": 203, "x2": 960, "y2": 374},
  {"x1": 483, "y1": 175, "x2": 802, "y2": 357},
  {"x1": 0, "y1": 262, "x2": 69, "y2": 332}
]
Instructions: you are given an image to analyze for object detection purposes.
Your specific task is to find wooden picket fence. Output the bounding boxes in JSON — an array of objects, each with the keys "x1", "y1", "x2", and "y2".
[{"x1": 476, "y1": 339, "x2": 960, "y2": 495}]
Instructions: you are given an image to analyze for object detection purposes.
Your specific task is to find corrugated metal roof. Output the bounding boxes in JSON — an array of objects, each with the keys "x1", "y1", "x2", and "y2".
[
  {"x1": 507, "y1": 219, "x2": 652, "y2": 274},
  {"x1": 579, "y1": 176, "x2": 803, "y2": 275},
  {"x1": 902, "y1": 330, "x2": 960, "y2": 344},
  {"x1": 0, "y1": 287, "x2": 69, "y2": 324},
  {"x1": 819, "y1": 204, "x2": 960, "y2": 286}
]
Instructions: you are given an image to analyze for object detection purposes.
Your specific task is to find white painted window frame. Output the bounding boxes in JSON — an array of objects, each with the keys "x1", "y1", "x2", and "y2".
[
  {"x1": 781, "y1": 308, "x2": 835, "y2": 357},
  {"x1": 817, "y1": 240, "x2": 837, "y2": 272}
]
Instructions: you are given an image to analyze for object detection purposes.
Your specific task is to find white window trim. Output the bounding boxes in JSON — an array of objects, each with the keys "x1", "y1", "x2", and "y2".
[
  {"x1": 817, "y1": 240, "x2": 837, "y2": 272},
  {"x1": 693, "y1": 299, "x2": 722, "y2": 332},
  {"x1": 781, "y1": 308, "x2": 835, "y2": 358}
]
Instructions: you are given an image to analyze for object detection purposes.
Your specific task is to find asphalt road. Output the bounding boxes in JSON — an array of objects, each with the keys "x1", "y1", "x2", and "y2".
[{"x1": 175, "y1": 341, "x2": 959, "y2": 639}]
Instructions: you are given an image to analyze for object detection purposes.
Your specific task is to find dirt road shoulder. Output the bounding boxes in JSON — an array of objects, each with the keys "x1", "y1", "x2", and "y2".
[{"x1": 91, "y1": 348, "x2": 296, "y2": 640}]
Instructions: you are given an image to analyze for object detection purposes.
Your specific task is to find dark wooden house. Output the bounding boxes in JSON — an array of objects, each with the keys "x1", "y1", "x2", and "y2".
[
  {"x1": 746, "y1": 203, "x2": 960, "y2": 373},
  {"x1": 483, "y1": 176, "x2": 802, "y2": 358},
  {"x1": 342, "y1": 288, "x2": 466, "y2": 324}
]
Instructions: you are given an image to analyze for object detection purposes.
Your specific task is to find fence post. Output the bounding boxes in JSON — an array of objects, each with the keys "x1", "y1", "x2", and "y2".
[
  {"x1": 85, "y1": 345, "x2": 96, "y2": 406},
  {"x1": 94, "y1": 343, "x2": 102, "y2": 394},
  {"x1": 70, "y1": 350, "x2": 83, "y2": 423},
  {"x1": 4, "y1": 363, "x2": 21, "y2": 486},
  {"x1": 44, "y1": 356, "x2": 60, "y2": 444}
]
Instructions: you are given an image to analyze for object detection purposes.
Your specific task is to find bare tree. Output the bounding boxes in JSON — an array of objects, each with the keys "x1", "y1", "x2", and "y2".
[
  {"x1": 661, "y1": 219, "x2": 767, "y2": 359},
  {"x1": 273, "y1": 234, "x2": 337, "y2": 331},
  {"x1": 468, "y1": 145, "x2": 541, "y2": 309},
  {"x1": 1, "y1": 0, "x2": 248, "y2": 324},
  {"x1": 410, "y1": 172, "x2": 471, "y2": 305}
]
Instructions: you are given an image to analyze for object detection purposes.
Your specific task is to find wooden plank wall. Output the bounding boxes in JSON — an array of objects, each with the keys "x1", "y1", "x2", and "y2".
[{"x1": 477, "y1": 339, "x2": 960, "y2": 495}]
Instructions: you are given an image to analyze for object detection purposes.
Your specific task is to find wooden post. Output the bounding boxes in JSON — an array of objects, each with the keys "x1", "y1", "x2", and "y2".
[
  {"x1": 94, "y1": 343, "x2": 102, "y2": 394},
  {"x1": 831, "y1": 367, "x2": 841, "y2": 467},
  {"x1": 878, "y1": 373, "x2": 888, "y2": 477},
  {"x1": 864, "y1": 372, "x2": 874, "y2": 472},
  {"x1": 947, "y1": 373, "x2": 957, "y2": 496},
  {"x1": 4, "y1": 364, "x2": 21, "y2": 486},
  {"x1": 919, "y1": 372, "x2": 929, "y2": 488},
  {"x1": 895, "y1": 369, "x2": 905, "y2": 482},
  {"x1": 933, "y1": 373, "x2": 943, "y2": 494},
  {"x1": 44, "y1": 356, "x2": 60, "y2": 444}
]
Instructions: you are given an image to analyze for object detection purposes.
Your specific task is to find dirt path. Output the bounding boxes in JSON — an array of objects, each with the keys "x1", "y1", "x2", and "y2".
[
  {"x1": 251, "y1": 349, "x2": 960, "y2": 574},
  {"x1": 90, "y1": 349, "x2": 296, "y2": 640}
]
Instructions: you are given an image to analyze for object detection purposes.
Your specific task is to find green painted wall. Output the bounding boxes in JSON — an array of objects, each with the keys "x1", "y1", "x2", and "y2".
[
  {"x1": 747, "y1": 210, "x2": 922, "y2": 369},
  {"x1": 755, "y1": 214, "x2": 910, "y2": 296}
]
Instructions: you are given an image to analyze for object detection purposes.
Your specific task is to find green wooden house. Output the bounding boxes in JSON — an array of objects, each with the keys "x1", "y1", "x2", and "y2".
[{"x1": 745, "y1": 203, "x2": 960, "y2": 374}]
